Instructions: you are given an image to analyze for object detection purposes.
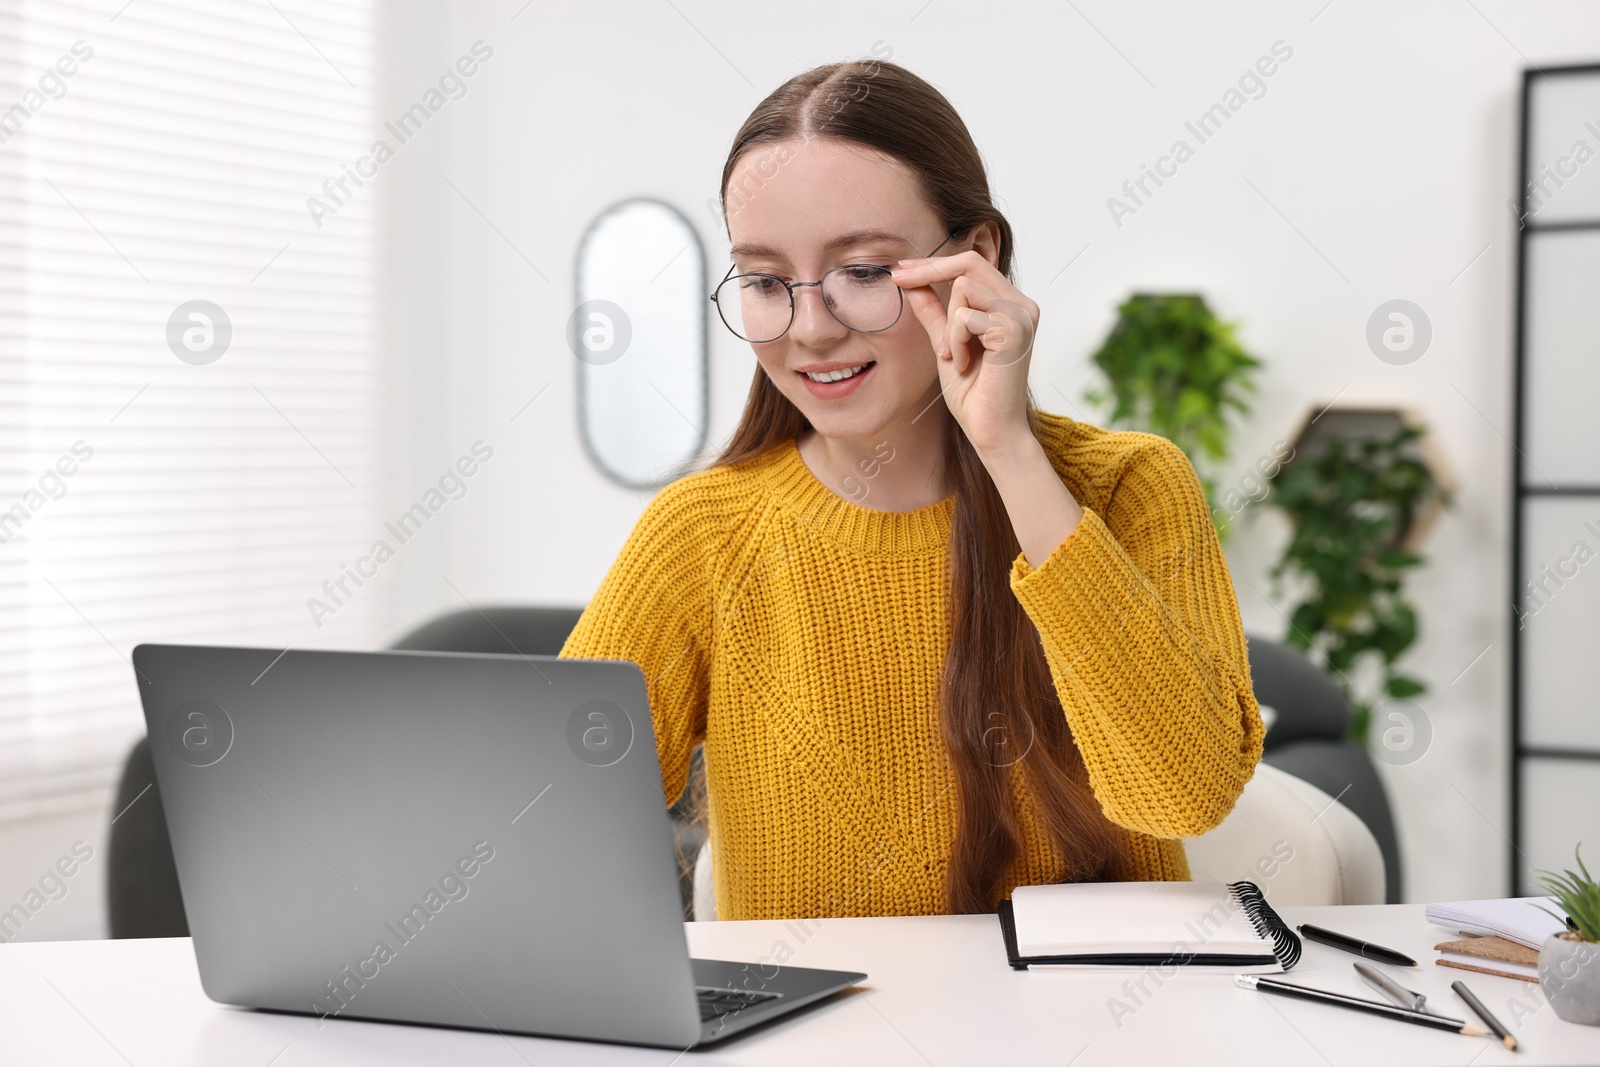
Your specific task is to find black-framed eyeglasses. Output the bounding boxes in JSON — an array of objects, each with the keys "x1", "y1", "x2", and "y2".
[{"x1": 709, "y1": 231, "x2": 960, "y2": 343}]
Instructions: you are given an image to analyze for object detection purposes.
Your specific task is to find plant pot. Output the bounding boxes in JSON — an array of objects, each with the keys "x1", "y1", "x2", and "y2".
[{"x1": 1540, "y1": 931, "x2": 1600, "y2": 1026}]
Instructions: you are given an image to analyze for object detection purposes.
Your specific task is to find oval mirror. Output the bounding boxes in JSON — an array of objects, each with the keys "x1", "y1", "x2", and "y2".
[{"x1": 573, "y1": 199, "x2": 707, "y2": 488}]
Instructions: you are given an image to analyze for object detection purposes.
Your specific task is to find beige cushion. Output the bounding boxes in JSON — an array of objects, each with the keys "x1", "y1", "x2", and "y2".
[{"x1": 1184, "y1": 761, "x2": 1386, "y2": 907}]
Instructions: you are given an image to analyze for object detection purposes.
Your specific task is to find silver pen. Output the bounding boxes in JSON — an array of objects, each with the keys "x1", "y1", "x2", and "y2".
[{"x1": 1354, "y1": 961, "x2": 1431, "y2": 1014}]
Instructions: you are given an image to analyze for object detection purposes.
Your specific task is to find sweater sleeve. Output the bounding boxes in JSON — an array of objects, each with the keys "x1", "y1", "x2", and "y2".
[
  {"x1": 559, "y1": 478, "x2": 713, "y2": 808},
  {"x1": 1009, "y1": 436, "x2": 1264, "y2": 839}
]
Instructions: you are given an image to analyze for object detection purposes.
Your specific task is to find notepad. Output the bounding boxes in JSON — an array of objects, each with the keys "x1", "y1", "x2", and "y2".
[
  {"x1": 1434, "y1": 936, "x2": 1541, "y2": 982},
  {"x1": 1423, "y1": 896, "x2": 1567, "y2": 951},
  {"x1": 996, "y1": 880, "x2": 1301, "y2": 972}
]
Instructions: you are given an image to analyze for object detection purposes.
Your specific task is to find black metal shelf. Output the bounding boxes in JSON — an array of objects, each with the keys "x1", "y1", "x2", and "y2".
[
  {"x1": 1520, "y1": 485, "x2": 1600, "y2": 496},
  {"x1": 1524, "y1": 218, "x2": 1600, "y2": 233},
  {"x1": 1510, "y1": 63, "x2": 1600, "y2": 895},
  {"x1": 1519, "y1": 746, "x2": 1600, "y2": 762}
]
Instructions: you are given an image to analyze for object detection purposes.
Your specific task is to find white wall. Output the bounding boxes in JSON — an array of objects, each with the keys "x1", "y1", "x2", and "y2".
[{"x1": 373, "y1": 0, "x2": 1600, "y2": 903}]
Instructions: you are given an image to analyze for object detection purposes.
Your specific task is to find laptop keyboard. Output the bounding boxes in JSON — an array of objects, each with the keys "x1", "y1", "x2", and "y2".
[{"x1": 696, "y1": 986, "x2": 781, "y2": 1022}]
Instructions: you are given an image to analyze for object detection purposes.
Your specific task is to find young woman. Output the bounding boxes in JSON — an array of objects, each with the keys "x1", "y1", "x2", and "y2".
[{"x1": 561, "y1": 59, "x2": 1263, "y2": 920}]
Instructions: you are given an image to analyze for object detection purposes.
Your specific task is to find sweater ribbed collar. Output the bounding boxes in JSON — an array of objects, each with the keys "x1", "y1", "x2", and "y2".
[{"x1": 758, "y1": 437, "x2": 955, "y2": 558}]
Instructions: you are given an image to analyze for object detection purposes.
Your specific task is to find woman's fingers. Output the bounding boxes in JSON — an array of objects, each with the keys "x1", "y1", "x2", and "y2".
[
  {"x1": 901, "y1": 283, "x2": 949, "y2": 357},
  {"x1": 906, "y1": 283, "x2": 1029, "y2": 375},
  {"x1": 903, "y1": 277, "x2": 995, "y2": 369},
  {"x1": 892, "y1": 248, "x2": 1000, "y2": 289},
  {"x1": 948, "y1": 302, "x2": 977, "y2": 373},
  {"x1": 977, "y1": 303, "x2": 1033, "y2": 368},
  {"x1": 950, "y1": 302, "x2": 1030, "y2": 374},
  {"x1": 895, "y1": 258, "x2": 1007, "y2": 322},
  {"x1": 893, "y1": 250, "x2": 1038, "y2": 368}
]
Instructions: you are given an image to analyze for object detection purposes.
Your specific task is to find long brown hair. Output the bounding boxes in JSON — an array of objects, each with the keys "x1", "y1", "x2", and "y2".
[{"x1": 707, "y1": 60, "x2": 1128, "y2": 913}]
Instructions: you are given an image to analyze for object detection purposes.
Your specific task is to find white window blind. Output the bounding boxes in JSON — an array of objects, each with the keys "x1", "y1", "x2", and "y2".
[{"x1": 0, "y1": 0, "x2": 387, "y2": 822}]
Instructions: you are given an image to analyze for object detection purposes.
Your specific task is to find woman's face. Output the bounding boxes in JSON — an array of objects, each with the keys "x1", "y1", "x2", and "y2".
[{"x1": 722, "y1": 137, "x2": 956, "y2": 443}]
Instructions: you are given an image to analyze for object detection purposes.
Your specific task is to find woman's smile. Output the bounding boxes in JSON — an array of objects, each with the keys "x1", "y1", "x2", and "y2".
[{"x1": 795, "y1": 359, "x2": 877, "y2": 398}]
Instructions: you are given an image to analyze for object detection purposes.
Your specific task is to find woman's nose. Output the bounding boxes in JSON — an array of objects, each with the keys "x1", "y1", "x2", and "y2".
[{"x1": 786, "y1": 282, "x2": 849, "y2": 348}]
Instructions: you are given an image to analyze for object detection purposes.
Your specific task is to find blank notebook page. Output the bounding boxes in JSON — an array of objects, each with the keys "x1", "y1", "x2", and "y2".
[
  {"x1": 1424, "y1": 896, "x2": 1566, "y2": 950},
  {"x1": 1009, "y1": 881, "x2": 1272, "y2": 957}
]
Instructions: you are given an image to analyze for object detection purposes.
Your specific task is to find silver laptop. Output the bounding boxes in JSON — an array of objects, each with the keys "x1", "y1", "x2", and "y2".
[{"x1": 131, "y1": 643, "x2": 865, "y2": 1048}]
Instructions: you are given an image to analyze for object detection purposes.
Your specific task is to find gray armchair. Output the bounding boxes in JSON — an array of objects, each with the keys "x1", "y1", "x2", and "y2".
[{"x1": 1247, "y1": 633, "x2": 1402, "y2": 903}]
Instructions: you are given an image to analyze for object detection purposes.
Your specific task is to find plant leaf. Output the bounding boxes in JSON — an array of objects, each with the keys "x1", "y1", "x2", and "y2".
[{"x1": 1386, "y1": 675, "x2": 1426, "y2": 698}]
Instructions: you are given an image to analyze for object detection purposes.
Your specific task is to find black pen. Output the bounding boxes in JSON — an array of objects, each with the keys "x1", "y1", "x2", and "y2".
[
  {"x1": 1237, "y1": 975, "x2": 1486, "y2": 1036},
  {"x1": 1297, "y1": 923, "x2": 1418, "y2": 967}
]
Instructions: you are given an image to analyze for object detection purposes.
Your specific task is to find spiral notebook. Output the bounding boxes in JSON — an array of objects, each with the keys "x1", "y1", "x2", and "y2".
[{"x1": 996, "y1": 880, "x2": 1302, "y2": 972}]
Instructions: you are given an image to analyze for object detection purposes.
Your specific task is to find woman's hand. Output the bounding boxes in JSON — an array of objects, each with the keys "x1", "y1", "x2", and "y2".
[
  {"x1": 890, "y1": 249, "x2": 1039, "y2": 456},
  {"x1": 892, "y1": 249, "x2": 1083, "y2": 567}
]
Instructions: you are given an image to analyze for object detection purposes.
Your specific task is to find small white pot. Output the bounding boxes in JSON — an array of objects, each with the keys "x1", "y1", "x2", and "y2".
[{"x1": 1540, "y1": 931, "x2": 1600, "y2": 1026}]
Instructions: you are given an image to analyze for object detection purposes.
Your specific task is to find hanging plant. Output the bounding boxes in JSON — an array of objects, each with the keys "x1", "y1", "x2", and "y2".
[
  {"x1": 1262, "y1": 422, "x2": 1451, "y2": 743},
  {"x1": 1085, "y1": 293, "x2": 1263, "y2": 538}
]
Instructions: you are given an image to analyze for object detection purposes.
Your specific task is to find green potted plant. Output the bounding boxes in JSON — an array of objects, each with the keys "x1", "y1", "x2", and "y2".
[
  {"x1": 1262, "y1": 421, "x2": 1451, "y2": 744},
  {"x1": 1085, "y1": 293, "x2": 1262, "y2": 538},
  {"x1": 1534, "y1": 844, "x2": 1600, "y2": 1025}
]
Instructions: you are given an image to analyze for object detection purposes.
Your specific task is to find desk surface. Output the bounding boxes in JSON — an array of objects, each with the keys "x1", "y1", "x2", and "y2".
[{"x1": 2, "y1": 904, "x2": 1595, "y2": 1065}]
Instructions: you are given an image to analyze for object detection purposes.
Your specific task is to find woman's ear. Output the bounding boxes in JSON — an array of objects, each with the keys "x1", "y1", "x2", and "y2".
[{"x1": 967, "y1": 221, "x2": 1002, "y2": 270}]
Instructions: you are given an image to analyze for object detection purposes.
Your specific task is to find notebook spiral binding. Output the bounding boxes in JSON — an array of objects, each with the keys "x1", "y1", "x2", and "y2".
[{"x1": 1228, "y1": 880, "x2": 1302, "y2": 969}]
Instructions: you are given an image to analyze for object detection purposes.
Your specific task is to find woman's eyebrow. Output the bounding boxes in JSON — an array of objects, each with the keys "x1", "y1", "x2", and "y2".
[{"x1": 729, "y1": 229, "x2": 910, "y2": 259}]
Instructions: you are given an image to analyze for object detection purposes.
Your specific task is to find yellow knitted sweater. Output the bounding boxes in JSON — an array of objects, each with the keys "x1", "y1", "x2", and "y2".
[{"x1": 560, "y1": 412, "x2": 1264, "y2": 920}]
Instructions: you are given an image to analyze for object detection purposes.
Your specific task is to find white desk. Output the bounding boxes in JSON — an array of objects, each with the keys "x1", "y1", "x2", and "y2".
[{"x1": 3, "y1": 904, "x2": 1596, "y2": 1065}]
